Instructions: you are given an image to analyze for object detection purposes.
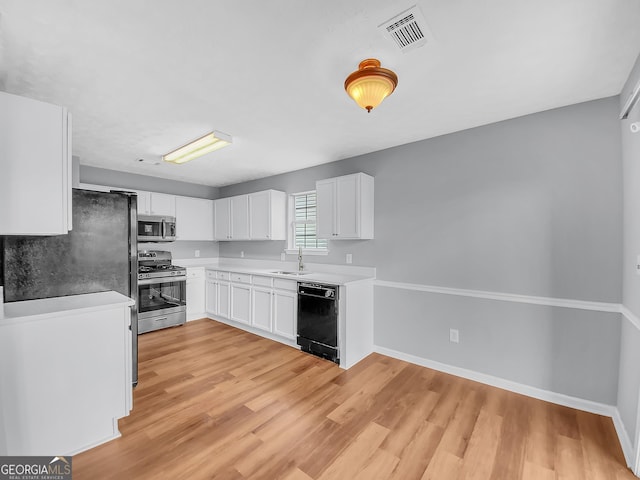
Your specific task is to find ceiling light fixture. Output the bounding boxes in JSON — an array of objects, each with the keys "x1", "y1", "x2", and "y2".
[
  {"x1": 344, "y1": 59, "x2": 398, "y2": 113},
  {"x1": 163, "y1": 131, "x2": 232, "y2": 164}
]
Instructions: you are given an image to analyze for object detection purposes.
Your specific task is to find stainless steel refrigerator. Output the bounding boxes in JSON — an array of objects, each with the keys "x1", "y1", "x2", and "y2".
[{"x1": 2, "y1": 188, "x2": 139, "y2": 385}]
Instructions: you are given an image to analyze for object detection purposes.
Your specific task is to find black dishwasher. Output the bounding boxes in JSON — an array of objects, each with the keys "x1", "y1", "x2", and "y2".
[{"x1": 297, "y1": 282, "x2": 339, "y2": 364}]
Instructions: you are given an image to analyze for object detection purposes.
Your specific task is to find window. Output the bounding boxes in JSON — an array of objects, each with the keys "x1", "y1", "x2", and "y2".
[{"x1": 287, "y1": 191, "x2": 328, "y2": 254}]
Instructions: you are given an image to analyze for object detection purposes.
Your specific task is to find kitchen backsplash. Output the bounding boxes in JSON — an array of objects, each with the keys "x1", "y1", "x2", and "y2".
[{"x1": 138, "y1": 240, "x2": 219, "y2": 259}]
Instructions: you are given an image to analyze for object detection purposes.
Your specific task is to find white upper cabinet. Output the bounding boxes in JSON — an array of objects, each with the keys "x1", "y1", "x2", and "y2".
[
  {"x1": 316, "y1": 172, "x2": 374, "y2": 239},
  {"x1": 150, "y1": 192, "x2": 176, "y2": 216},
  {"x1": 249, "y1": 190, "x2": 286, "y2": 240},
  {"x1": 231, "y1": 195, "x2": 250, "y2": 240},
  {"x1": 215, "y1": 190, "x2": 285, "y2": 241},
  {"x1": 316, "y1": 179, "x2": 336, "y2": 239},
  {"x1": 214, "y1": 196, "x2": 249, "y2": 240},
  {"x1": 214, "y1": 198, "x2": 231, "y2": 240},
  {"x1": 175, "y1": 196, "x2": 214, "y2": 241},
  {"x1": 137, "y1": 191, "x2": 176, "y2": 217},
  {"x1": 0, "y1": 91, "x2": 72, "y2": 235}
]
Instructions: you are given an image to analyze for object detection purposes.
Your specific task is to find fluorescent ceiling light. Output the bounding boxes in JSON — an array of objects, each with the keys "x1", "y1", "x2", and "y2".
[{"x1": 163, "y1": 131, "x2": 232, "y2": 164}]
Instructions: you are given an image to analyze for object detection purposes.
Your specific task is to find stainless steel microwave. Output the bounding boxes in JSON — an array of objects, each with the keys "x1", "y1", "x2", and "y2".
[{"x1": 138, "y1": 215, "x2": 176, "y2": 242}]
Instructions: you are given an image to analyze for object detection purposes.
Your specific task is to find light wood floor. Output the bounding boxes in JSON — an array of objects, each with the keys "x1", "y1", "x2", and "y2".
[{"x1": 74, "y1": 319, "x2": 635, "y2": 480}]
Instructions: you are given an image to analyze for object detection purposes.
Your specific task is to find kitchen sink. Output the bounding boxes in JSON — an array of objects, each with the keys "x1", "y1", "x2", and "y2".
[{"x1": 270, "y1": 271, "x2": 310, "y2": 276}]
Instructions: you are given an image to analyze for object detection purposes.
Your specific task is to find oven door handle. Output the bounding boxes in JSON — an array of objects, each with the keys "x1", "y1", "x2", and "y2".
[{"x1": 138, "y1": 275, "x2": 187, "y2": 286}]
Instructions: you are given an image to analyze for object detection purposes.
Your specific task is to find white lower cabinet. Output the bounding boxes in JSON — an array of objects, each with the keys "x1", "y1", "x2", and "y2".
[
  {"x1": 230, "y1": 283, "x2": 251, "y2": 325},
  {"x1": 0, "y1": 293, "x2": 133, "y2": 455},
  {"x1": 186, "y1": 268, "x2": 205, "y2": 320},
  {"x1": 205, "y1": 279, "x2": 218, "y2": 316},
  {"x1": 218, "y1": 281, "x2": 231, "y2": 318},
  {"x1": 205, "y1": 269, "x2": 297, "y2": 344},
  {"x1": 273, "y1": 288, "x2": 297, "y2": 340},
  {"x1": 251, "y1": 286, "x2": 273, "y2": 332}
]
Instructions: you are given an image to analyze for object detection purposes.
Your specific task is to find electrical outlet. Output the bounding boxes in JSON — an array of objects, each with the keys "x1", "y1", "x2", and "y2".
[
  {"x1": 281, "y1": 252, "x2": 286, "y2": 261},
  {"x1": 240, "y1": 251, "x2": 244, "y2": 258},
  {"x1": 637, "y1": 255, "x2": 640, "y2": 276},
  {"x1": 449, "y1": 329, "x2": 459, "y2": 343},
  {"x1": 194, "y1": 250, "x2": 200, "y2": 258},
  {"x1": 346, "y1": 253, "x2": 353, "y2": 264}
]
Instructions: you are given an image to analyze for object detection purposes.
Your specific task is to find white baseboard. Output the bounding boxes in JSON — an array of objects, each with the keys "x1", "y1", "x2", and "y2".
[
  {"x1": 373, "y1": 345, "x2": 616, "y2": 418},
  {"x1": 205, "y1": 315, "x2": 298, "y2": 349},
  {"x1": 187, "y1": 312, "x2": 207, "y2": 322},
  {"x1": 65, "y1": 419, "x2": 122, "y2": 456},
  {"x1": 612, "y1": 408, "x2": 635, "y2": 469}
]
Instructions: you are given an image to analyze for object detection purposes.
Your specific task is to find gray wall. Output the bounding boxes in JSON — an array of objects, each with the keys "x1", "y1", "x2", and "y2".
[
  {"x1": 220, "y1": 97, "x2": 623, "y2": 403},
  {"x1": 80, "y1": 165, "x2": 220, "y2": 260},
  {"x1": 221, "y1": 98, "x2": 622, "y2": 302},
  {"x1": 374, "y1": 287, "x2": 621, "y2": 404},
  {"x1": 80, "y1": 165, "x2": 220, "y2": 200},
  {"x1": 619, "y1": 52, "x2": 640, "y2": 450}
]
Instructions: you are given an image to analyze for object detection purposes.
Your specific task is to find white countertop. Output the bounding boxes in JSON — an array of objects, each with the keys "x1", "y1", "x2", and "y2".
[
  {"x1": 176, "y1": 258, "x2": 375, "y2": 286},
  {"x1": 1, "y1": 291, "x2": 134, "y2": 325},
  {"x1": 209, "y1": 266, "x2": 372, "y2": 286}
]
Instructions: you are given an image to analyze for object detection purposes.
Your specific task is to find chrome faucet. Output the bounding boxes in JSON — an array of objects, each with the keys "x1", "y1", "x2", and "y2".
[{"x1": 298, "y1": 247, "x2": 304, "y2": 272}]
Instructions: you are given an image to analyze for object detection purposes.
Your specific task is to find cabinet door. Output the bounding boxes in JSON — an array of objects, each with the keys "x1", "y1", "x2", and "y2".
[
  {"x1": 336, "y1": 175, "x2": 359, "y2": 238},
  {"x1": 218, "y1": 281, "x2": 231, "y2": 318},
  {"x1": 230, "y1": 283, "x2": 251, "y2": 324},
  {"x1": 149, "y1": 193, "x2": 176, "y2": 216},
  {"x1": 176, "y1": 196, "x2": 214, "y2": 241},
  {"x1": 230, "y1": 195, "x2": 250, "y2": 240},
  {"x1": 0, "y1": 92, "x2": 72, "y2": 235},
  {"x1": 251, "y1": 287, "x2": 272, "y2": 332},
  {"x1": 315, "y1": 179, "x2": 336, "y2": 239},
  {"x1": 187, "y1": 277, "x2": 205, "y2": 317},
  {"x1": 273, "y1": 289, "x2": 297, "y2": 340},
  {"x1": 134, "y1": 191, "x2": 150, "y2": 215},
  {"x1": 205, "y1": 280, "x2": 218, "y2": 315},
  {"x1": 214, "y1": 198, "x2": 231, "y2": 240},
  {"x1": 249, "y1": 191, "x2": 271, "y2": 240}
]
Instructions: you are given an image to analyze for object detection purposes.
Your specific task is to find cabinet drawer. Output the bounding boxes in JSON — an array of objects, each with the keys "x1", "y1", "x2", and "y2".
[
  {"x1": 231, "y1": 272, "x2": 251, "y2": 284},
  {"x1": 252, "y1": 275, "x2": 273, "y2": 287},
  {"x1": 206, "y1": 270, "x2": 217, "y2": 280},
  {"x1": 273, "y1": 279, "x2": 297, "y2": 291},
  {"x1": 217, "y1": 271, "x2": 230, "y2": 280},
  {"x1": 187, "y1": 267, "x2": 205, "y2": 279}
]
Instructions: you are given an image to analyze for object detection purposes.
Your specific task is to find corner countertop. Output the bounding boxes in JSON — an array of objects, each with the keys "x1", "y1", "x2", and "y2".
[
  {"x1": 175, "y1": 258, "x2": 376, "y2": 286},
  {"x1": 1, "y1": 291, "x2": 134, "y2": 325}
]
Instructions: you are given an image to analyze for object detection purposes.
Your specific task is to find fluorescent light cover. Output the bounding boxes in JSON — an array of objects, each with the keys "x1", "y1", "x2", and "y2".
[{"x1": 163, "y1": 131, "x2": 232, "y2": 164}]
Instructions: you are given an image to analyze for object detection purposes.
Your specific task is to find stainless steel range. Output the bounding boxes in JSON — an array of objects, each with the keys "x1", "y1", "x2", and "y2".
[{"x1": 137, "y1": 250, "x2": 186, "y2": 334}]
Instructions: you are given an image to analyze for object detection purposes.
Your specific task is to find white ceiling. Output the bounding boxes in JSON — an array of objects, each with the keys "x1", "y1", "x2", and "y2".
[{"x1": 1, "y1": 0, "x2": 639, "y2": 187}]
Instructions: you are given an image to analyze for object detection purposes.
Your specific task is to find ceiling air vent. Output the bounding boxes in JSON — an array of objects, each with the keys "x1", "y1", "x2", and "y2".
[{"x1": 378, "y1": 5, "x2": 432, "y2": 53}]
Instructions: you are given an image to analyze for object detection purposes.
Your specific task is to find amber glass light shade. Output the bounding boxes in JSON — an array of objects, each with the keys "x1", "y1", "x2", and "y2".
[{"x1": 344, "y1": 59, "x2": 398, "y2": 112}]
